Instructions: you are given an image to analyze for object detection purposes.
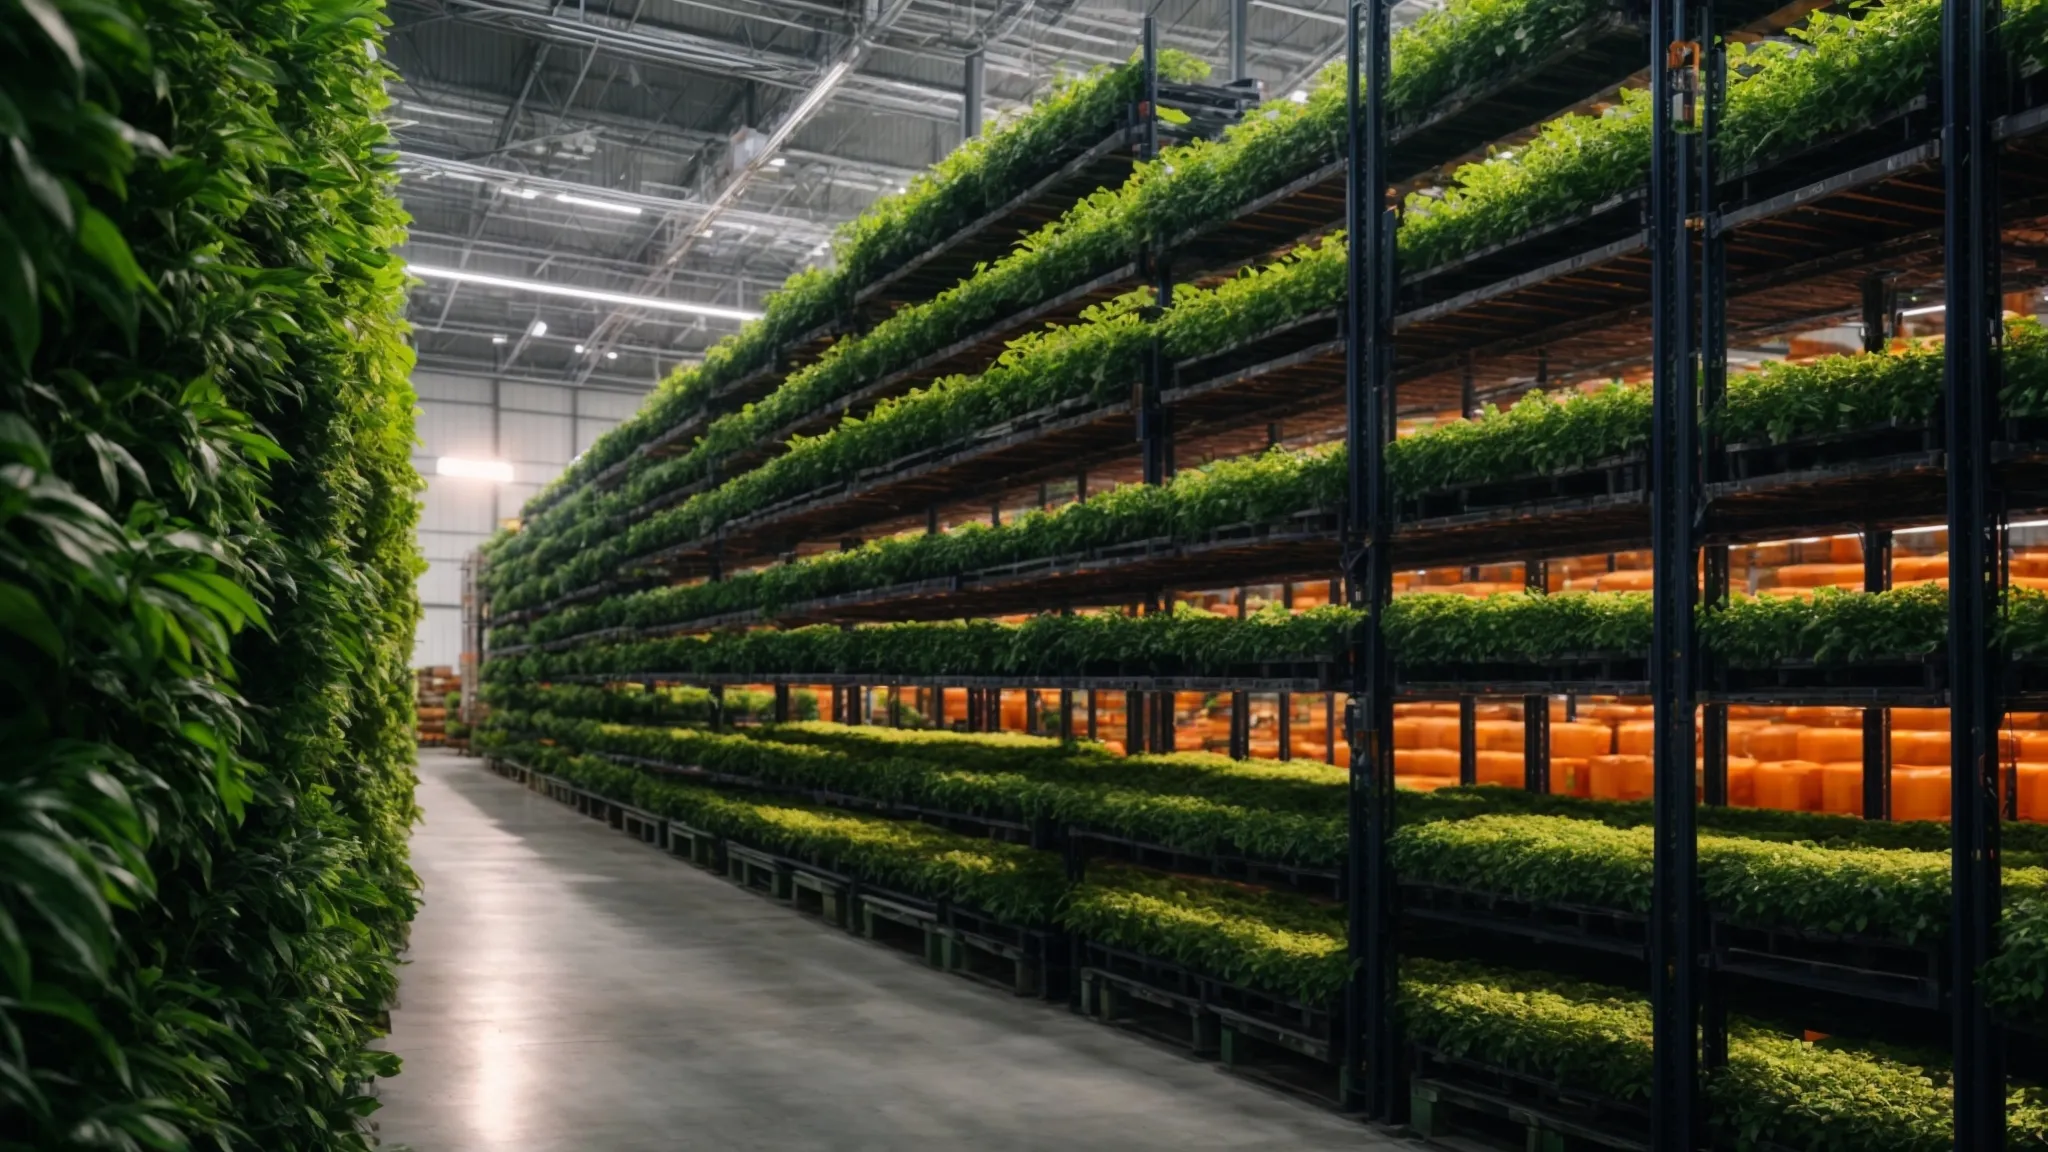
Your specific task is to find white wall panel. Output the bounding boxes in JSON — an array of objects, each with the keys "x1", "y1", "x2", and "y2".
[
  {"x1": 502, "y1": 381, "x2": 572, "y2": 415},
  {"x1": 501, "y1": 410, "x2": 572, "y2": 469},
  {"x1": 576, "y1": 418, "x2": 625, "y2": 455},
  {"x1": 578, "y1": 389, "x2": 644, "y2": 421},
  {"x1": 413, "y1": 608, "x2": 463, "y2": 670},
  {"x1": 413, "y1": 371, "x2": 488, "y2": 405},
  {"x1": 416, "y1": 401, "x2": 496, "y2": 459},
  {"x1": 419, "y1": 559, "x2": 464, "y2": 608},
  {"x1": 418, "y1": 529, "x2": 488, "y2": 564},
  {"x1": 419, "y1": 474, "x2": 499, "y2": 534},
  {"x1": 407, "y1": 371, "x2": 655, "y2": 672}
]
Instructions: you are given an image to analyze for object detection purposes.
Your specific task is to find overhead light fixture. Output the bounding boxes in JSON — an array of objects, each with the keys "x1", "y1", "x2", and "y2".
[
  {"x1": 769, "y1": 157, "x2": 787, "y2": 168},
  {"x1": 606, "y1": 351, "x2": 619, "y2": 360},
  {"x1": 1251, "y1": 0, "x2": 1346, "y2": 24},
  {"x1": 437, "y1": 457, "x2": 515, "y2": 482},
  {"x1": 509, "y1": 187, "x2": 540, "y2": 199},
  {"x1": 407, "y1": 264, "x2": 763, "y2": 321},
  {"x1": 528, "y1": 319, "x2": 548, "y2": 337},
  {"x1": 398, "y1": 101, "x2": 497, "y2": 125},
  {"x1": 1901, "y1": 303, "x2": 1945, "y2": 317},
  {"x1": 555, "y1": 192, "x2": 643, "y2": 216},
  {"x1": 574, "y1": 343, "x2": 587, "y2": 354},
  {"x1": 1289, "y1": 89, "x2": 1310, "y2": 104},
  {"x1": 490, "y1": 334, "x2": 507, "y2": 345}
]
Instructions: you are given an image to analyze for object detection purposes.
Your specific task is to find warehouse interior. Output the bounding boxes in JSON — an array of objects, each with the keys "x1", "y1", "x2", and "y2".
[
  {"x1": 13, "y1": 0, "x2": 2043, "y2": 1149},
  {"x1": 394, "y1": 0, "x2": 1405, "y2": 669}
]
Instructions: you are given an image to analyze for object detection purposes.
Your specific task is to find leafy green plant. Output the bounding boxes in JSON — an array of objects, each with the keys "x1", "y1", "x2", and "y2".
[
  {"x1": 3, "y1": 1, "x2": 421, "y2": 1148},
  {"x1": 513, "y1": 744, "x2": 1072, "y2": 922},
  {"x1": 1401, "y1": 959, "x2": 2048, "y2": 1151},
  {"x1": 490, "y1": 442, "x2": 1342, "y2": 616},
  {"x1": 482, "y1": 716, "x2": 1349, "y2": 865},
  {"x1": 512, "y1": 0, "x2": 1625, "y2": 532},
  {"x1": 518, "y1": 55, "x2": 1206, "y2": 516},
  {"x1": 1391, "y1": 814, "x2": 2048, "y2": 949},
  {"x1": 1062, "y1": 864, "x2": 1351, "y2": 1003},
  {"x1": 1385, "y1": 591, "x2": 1651, "y2": 666},
  {"x1": 1401, "y1": 784, "x2": 2048, "y2": 855},
  {"x1": 492, "y1": 602, "x2": 1358, "y2": 683}
]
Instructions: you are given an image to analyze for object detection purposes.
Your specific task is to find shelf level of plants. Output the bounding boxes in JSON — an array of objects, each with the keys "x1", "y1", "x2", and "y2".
[{"x1": 486, "y1": 51, "x2": 2048, "y2": 600}]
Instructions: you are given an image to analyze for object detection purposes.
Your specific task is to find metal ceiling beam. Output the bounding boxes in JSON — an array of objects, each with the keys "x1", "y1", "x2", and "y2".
[
  {"x1": 390, "y1": 76, "x2": 941, "y2": 178},
  {"x1": 570, "y1": 0, "x2": 920, "y2": 381},
  {"x1": 396, "y1": 0, "x2": 965, "y2": 111},
  {"x1": 395, "y1": 151, "x2": 841, "y2": 241}
]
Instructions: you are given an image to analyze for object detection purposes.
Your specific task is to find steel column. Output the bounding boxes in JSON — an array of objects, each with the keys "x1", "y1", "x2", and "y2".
[
  {"x1": 1230, "y1": 0, "x2": 1251, "y2": 81},
  {"x1": 1458, "y1": 696, "x2": 1478, "y2": 786},
  {"x1": 1139, "y1": 17, "x2": 1173, "y2": 486},
  {"x1": 1523, "y1": 559, "x2": 1550, "y2": 794},
  {"x1": 1344, "y1": 0, "x2": 1400, "y2": 1120},
  {"x1": 1865, "y1": 527, "x2": 1895, "y2": 820},
  {"x1": 1701, "y1": 547, "x2": 1730, "y2": 808},
  {"x1": 1649, "y1": 0, "x2": 1706, "y2": 1142},
  {"x1": 962, "y1": 49, "x2": 985, "y2": 139},
  {"x1": 1944, "y1": 0, "x2": 2007, "y2": 1138}
]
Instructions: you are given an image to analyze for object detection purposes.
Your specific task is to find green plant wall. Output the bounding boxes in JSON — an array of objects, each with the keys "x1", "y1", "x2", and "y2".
[{"x1": 0, "y1": 1, "x2": 420, "y2": 1148}]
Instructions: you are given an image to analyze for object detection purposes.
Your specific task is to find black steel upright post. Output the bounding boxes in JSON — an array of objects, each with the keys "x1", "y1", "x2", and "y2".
[
  {"x1": 1138, "y1": 16, "x2": 1172, "y2": 487},
  {"x1": 1650, "y1": 0, "x2": 1705, "y2": 1142},
  {"x1": 1344, "y1": 0, "x2": 1400, "y2": 1120},
  {"x1": 1864, "y1": 526, "x2": 1894, "y2": 821},
  {"x1": 1696, "y1": 0, "x2": 1730, "y2": 829},
  {"x1": 1945, "y1": 0, "x2": 2006, "y2": 1139},
  {"x1": 1523, "y1": 560, "x2": 1550, "y2": 794}
]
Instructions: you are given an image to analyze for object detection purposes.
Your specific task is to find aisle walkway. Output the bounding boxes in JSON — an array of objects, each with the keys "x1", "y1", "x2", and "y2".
[{"x1": 377, "y1": 750, "x2": 1399, "y2": 1152}]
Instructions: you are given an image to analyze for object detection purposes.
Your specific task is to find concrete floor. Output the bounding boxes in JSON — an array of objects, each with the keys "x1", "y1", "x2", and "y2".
[{"x1": 376, "y1": 749, "x2": 1406, "y2": 1152}]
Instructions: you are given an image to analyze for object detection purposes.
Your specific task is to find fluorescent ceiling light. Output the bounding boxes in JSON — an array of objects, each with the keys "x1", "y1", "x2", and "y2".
[
  {"x1": 408, "y1": 264, "x2": 762, "y2": 321},
  {"x1": 490, "y1": 334, "x2": 507, "y2": 345},
  {"x1": 1251, "y1": 0, "x2": 1347, "y2": 24},
  {"x1": 399, "y1": 101, "x2": 497, "y2": 125},
  {"x1": 507, "y1": 187, "x2": 540, "y2": 199},
  {"x1": 528, "y1": 319, "x2": 548, "y2": 337},
  {"x1": 574, "y1": 343, "x2": 587, "y2": 354},
  {"x1": 606, "y1": 351, "x2": 619, "y2": 360},
  {"x1": 1900, "y1": 303, "x2": 1944, "y2": 317},
  {"x1": 437, "y1": 457, "x2": 515, "y2": 482},
  {"x1": 555, "y1": 192, "x2": 643, "y2": 216},
  {"x1": 769, "y1": 157, "x2": 787, "y2": 168}
]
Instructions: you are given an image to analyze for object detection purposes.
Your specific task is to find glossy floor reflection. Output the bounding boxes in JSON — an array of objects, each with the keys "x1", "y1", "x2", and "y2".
[{"x1": 375, "y1": 750, "x2": 1399, "y2": 1152}]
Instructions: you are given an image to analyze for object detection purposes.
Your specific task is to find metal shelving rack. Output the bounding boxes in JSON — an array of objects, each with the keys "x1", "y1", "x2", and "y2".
[
  {"x1": 479, "y1": 2, "x2": 2037, "y2": 1140},
  {"x1": 1334, "y1": 0, "x2": 2019, "y2": 1139}
]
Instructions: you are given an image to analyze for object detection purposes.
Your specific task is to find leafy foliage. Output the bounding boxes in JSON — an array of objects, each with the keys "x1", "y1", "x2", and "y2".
[
  {"x1": 520, "y1": 55, "x2": 1202, "y2": 514},
  {"x1": 1388, "y1": 382, "x2": 1651, "y2": 495},
  {"x1": 490, "y1": 443, "x2": 1342, "y2": 616},
  {"x1": 1384, "y1": 591, "x2": 1651, "y2": 665},
  {"x1": 1401, "y1": 784, "x2": 2048, "y2": 855},
  {"x1": 481, "y1": 718, "x2": 1349, "y2": 866},
  {"x1": 1402, "y1": 959, "x2": 2048, "y2": 1151},
  {"x1": 1387, "y1": 584, "x2": 2048, "y2": 671},
  {"x1": 1391, "y1": 815, "x2": 2048, "y2": 951},
  {"x1": 530, "y1": 744, "x2": 1070, "y2": 923},
  {"x1": 490, "y1": 603, "x2": 1358, "y2": 683},
  {"x1": 513, "y1": 0, "x2": 1620, "y2": 529},
  {"x1": 1, "y1": 0, "x2": 420, "y2": 1148},
  {"x1": 1062, "y1": 864, "x2": 1351, "y2": 1003},
  {"x1": 483, "y1": 681, "x2": 817, "y2": 724}
]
